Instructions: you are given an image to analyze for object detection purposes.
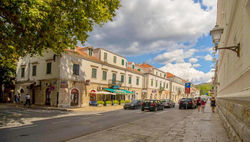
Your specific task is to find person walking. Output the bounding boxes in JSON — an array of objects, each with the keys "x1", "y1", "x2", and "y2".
[
  {"x1": 210, "y1": 97, "x2": 216, "y2": 113},
  {"x1": 196, "y1": 97, "x2": 201, "y2": 112},
  {"x1": 24, "y1": 94, "x2": 31, "y2": 107},
  {"x1": 201, "y1": 99, "x2": 206, "y2": 112}
]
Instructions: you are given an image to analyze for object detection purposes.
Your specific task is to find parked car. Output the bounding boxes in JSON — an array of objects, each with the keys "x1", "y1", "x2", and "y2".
[
  {"x1": 161, "y1": 99, "x2": 175, "y2": 108},
  {"x1": 141, "y1": 100, "x2": 164, "y2": 111},
  {"x1": 179, "y1": 98, "x2": 196, "y2": 109},
  {"x1": 124, "y1": 100, "x2": 141, "y2": 109}
]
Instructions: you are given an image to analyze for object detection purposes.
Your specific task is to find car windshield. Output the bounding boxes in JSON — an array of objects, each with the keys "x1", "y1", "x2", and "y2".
[{"x1": 131, "y1": 100, "x2": 138, "y2": 104}]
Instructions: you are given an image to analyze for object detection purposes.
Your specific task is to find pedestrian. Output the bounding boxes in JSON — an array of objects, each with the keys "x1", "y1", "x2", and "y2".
[
  {"x1": 210, "y1": 97, "x2": 216, "y2": 113},
  {"x1": 14, "y1": 94, "x2": 18, "y2": 103},
  {"x1": 201, "y1": 99, "x2": 206, "y2": 112},
  {"x1": 24, "y1": 94, "x2": 31, "y2": 107},
  {"x1": 196, "y1": 97, "x2": 201, "y2": 112}
]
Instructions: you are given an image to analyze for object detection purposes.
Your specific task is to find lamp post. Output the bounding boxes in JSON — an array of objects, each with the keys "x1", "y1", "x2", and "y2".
[{"x1": 210, "y1": 25, "x2": 240, "y2": 57}]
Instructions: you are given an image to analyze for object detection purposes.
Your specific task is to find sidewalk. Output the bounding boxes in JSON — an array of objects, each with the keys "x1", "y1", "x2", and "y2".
[
  {"x1": 0, "y1": 103, "x2": 123, "y2": 112},
  {"x1": 69, "y1": 103, "x2": 229, "y2": 142},
  {"x1": 159, "y1": 103, "x2": 229, "y2": 142}
]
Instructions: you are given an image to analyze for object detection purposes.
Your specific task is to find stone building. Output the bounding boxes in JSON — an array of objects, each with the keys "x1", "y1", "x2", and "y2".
[
  {"x1": 212, "y1": 0, "x2": 250, "y2": 141},
  {"x1": 15, "y1": 46, "x2": 191, "y2": 107}
]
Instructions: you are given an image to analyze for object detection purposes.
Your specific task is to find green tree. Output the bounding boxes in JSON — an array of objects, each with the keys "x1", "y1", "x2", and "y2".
[
  {"x1": 0, "y1": 0, "x2": 120, "y2": 101},
  {"x1": 0, "y1": 0, "x2": 120, "y2": 57},
  {"x1": 196, "y1": 83, "x2": 212, "y2": 96}
]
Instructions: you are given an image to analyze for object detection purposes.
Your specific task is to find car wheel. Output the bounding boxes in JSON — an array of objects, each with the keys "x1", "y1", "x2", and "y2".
[
  {"x1": 179, "y1": 106, "x2": 182, "y2": 109},
  {"x1": 141, "y1": 108, "x2": 144, "y2": 111}
]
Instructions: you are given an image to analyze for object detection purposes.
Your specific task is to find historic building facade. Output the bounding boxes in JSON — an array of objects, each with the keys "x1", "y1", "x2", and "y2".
[
  {"x1": 15, "y1": 46, "x2": 191, "y2": 107},
  {"x1": 213, "y1": 0, "x2": 250, "y2": 141}
]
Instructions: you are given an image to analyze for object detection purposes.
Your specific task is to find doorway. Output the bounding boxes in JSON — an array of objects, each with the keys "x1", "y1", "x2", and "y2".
[
  {"x1": 45, "y1": 88, "x2": 51, "y2": 105},
  {"x1": 71, "y1": 88, "x2": 79, "y2": 106}
]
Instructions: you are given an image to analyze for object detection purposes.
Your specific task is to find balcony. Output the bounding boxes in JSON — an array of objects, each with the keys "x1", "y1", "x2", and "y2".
[{"x1": 108, "y1": 80, "x2": 123, "y2": 88}]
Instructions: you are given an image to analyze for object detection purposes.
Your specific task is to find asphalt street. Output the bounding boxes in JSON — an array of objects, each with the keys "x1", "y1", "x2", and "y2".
[{"x1": 0, "y1": 106, "x2": 194, "y2": 142}]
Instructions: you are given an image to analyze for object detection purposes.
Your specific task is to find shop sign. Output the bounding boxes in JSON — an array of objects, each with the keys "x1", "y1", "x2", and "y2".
[
  {"x1": 86, "y1": 80, "x2": 90, "y2": 85},
  {"x1": 165, "y1": 91, "x2": 169, "y2": 95},
  {"x1": 60, "y1": 80, "x2": 68, "y2": 88}
]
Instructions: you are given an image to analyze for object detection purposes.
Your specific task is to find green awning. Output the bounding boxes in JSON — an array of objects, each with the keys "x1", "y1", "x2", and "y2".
[
  {"x1": 120, "y1": 89, "x2": 134, "y2": 94},
  {"x1": 103, "y1": 88, "x2": 134, "y2": 94}
]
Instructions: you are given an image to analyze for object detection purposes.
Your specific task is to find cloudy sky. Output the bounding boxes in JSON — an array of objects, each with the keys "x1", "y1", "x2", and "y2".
[{"x1": 84, "y1": 0, "x2": 217, "y2": 84}]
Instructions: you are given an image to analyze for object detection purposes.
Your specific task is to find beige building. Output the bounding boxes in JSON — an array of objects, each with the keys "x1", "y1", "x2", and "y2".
[
  {"x1": 212, "y1": 0, "x2": 250, "y2": 141},
  {"x1": 15, "y1": 46, "x2": 193, "y2": 108}
]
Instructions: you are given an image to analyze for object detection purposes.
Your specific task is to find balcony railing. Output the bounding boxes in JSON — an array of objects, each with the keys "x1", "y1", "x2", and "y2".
[{"x1": 108, "y1": 80, "x2": 123, "y2": 87}]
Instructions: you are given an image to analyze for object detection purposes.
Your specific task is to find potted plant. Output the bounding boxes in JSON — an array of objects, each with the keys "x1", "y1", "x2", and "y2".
[
  {"x1": 97, "y1": 101, "x2": 104, "y2": 107},
  {"x1": 125, "y1": 100, "x2": 131, "y2": 103},
  {"x1": 106, "y1": 101, "x2": 112, "y2": 106},
  {"x1": 120, "y1": 100, "x2": 125, "y2": 105},
  {"x1": 113, "y1": 100, "x2": 119, "y2": 105}
]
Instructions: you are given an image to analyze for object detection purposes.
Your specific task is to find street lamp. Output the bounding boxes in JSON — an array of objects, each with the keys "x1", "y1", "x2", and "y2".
[{"x1": 210, "y1": 25, "x2": 240, "y2": 57}]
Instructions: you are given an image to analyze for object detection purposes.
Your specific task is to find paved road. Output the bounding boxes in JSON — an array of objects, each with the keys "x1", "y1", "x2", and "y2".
[{"x1": 0, "y1": 106, "x2": 194, "y2": 142}]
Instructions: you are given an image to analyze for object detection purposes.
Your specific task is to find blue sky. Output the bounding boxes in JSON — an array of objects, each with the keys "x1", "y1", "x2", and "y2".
[{"x1": 84, "y1": 0, "x2": 217, "y2": 84}]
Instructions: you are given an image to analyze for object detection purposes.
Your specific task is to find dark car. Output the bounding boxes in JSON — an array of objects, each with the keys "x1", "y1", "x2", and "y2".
[
  {"x1": 179, "y1": 98, "x2": 196, "y2": 109},
  {"x1": 124, "y1": 100, "x2": 141, "y2": 109},
  {"x1": 161, "y1": 99, "x2": 175, "y2": 108},
  {"x1": 141, "y1": 100, "x2": 164, "y2": 111}
]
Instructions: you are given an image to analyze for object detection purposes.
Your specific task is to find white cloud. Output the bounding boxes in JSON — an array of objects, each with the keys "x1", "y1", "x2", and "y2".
[
  {"x1": 193, "y1": 64, "x2": 201, "y2": 68},
  {"x1": 160, "y1": 63, "x2": 213, "y2": 84},
  {"x1": 204, "y1": 54, "x2": 213, "y2": 61},
  {"x1": 85, "y1": 0, "x2": 217, "y2": 56},
  {"x1": 154, "y1": 49, "x2": 197, "y2": 64},
  {"x1": 189, "y1": 58, "x2": 198, "y2": 63}
]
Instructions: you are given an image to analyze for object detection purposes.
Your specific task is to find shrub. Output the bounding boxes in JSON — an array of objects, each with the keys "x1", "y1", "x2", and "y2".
[
  {"x1": 125, "y1": 100, "x2": 131, "y2": 103},
  {"x1": 120, "y1": 100, "x2": 125, "y2": 103},
  {"x1": 114, "y1": 100, "x2": 119, "y2": 104},
  {"x1": 106, "y1": 101, "x2": 112, "y2": 104},
  {"x1": 97, "y1": 101, "x2": 104, "y2": 105}
]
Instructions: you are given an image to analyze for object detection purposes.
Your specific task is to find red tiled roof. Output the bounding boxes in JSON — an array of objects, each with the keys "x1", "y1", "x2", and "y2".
[
  {"x1": 166, "y1": 72, "x2": 175, "y2": 78},
  {"x1": 139, "y1": 63, "x2": 153, "y2": 68},
  {"x1": 127, "y1": 67, "x2": 141, "y2": 74}
]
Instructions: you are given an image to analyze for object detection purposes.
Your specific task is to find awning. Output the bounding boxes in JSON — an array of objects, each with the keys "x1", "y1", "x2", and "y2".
[
  {"x1": 90, "y1": 91, "x2": 115, "y2": 95},
  {"x1": 104, "y1": 88, "x2": 134, "y2": 94}
]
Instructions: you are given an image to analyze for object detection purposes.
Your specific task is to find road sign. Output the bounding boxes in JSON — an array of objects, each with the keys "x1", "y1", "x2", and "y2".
[{"x1": 185, "y1": 82, "x2": 191, "y2": 88}]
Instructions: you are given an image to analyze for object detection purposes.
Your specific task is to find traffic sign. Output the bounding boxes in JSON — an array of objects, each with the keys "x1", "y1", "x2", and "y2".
[
  {"x1": 185, "y1": 88, "x2": 190, "y2": 94},
  {"x1": 185, "y1": 82, "x2": 191, "y2": 88}
]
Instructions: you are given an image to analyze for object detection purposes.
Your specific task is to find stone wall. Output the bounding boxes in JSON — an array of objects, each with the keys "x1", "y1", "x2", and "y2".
[{"x1": 217, "y1": 98, "x2": 250, "y2": 142}]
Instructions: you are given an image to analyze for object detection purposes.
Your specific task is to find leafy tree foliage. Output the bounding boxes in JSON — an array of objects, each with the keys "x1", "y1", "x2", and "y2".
[
  {"x1": 196, "y1": 83, "x2": 212, "y2": 96},
  {"x1": 0, "y1": 0, "x2": 120, "y2": 57}
]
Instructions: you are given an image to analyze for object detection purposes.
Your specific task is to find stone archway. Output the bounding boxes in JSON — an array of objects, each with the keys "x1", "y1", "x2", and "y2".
[{"x1": 71, "y1": 88, "x2": 79, "y2": 106}]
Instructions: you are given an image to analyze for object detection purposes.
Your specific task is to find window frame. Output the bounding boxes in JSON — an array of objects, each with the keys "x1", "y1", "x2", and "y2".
[
  {"x1": 136, "y1": 77, "x2": 139, "y2": 85},
  {"x1": 32, "y1": 65, "x2": 37, "y2": 76},
  {"x1": 91, "y1": 68, "x2": 97, "y2": 78},
  {"x1": 113, "y1": 56, "x2": 117, "y2": 63},
  {"x1": 73, "y1": 64, "x2": 80, "y2": 75},
  {"x1": 46, "y1": 62, "x2": 52, "y2": 74},
  {"x1": 129, "y1": 76, "x2": 132, "y2": 84},
  {"x1": 102, "y1": 71, "x2": 107, "y2": 80},
  {"x1": 21, "y1": 67, "x2": 25, "y2": 78}
]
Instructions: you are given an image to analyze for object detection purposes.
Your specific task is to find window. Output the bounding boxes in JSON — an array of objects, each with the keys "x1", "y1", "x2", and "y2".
[
  {"x1": 102, "y1": 71, "x2": 107, "y2": 80},
  {"x1": 129, "y1": 76, "x2": 132, "y2": 84},
  {"x1": 163, "y1": 82, "x2": 165, "y2": 88},
  {"x1": 46, "y1": 62, "x2": 52, "y2": 74},
  {"x1": 88, "y1": 48, "x2": 93, "y2": 56},
  {"x1": 122, "y1": 59, "x2": 124, "y2": 65},
  {"x1": 132, "y1": 64, "x2": 135, "y2": 69},
  {"x1": 160, "y1": 82, "x2": 162, "y2": 88},
  {"x1": 156, "y1": 72, "x2": 158, "y2": 76},
  {"x1": 21, "y1": 67, "x2": 25, "y2": 78},
  {"x1": 151, "y1": 79, "x2": 153, "y2": 86},
  {"x1": 160, "y1": 73, "x2": 161, "y2": 77},
  {"x1": 113, "y1": 56, "x2": 117, "y2": 63},
  {"x1": 136, "y1": 77, "x2": 139, "y2": 85},
  {"x1": 121, "y1": 75, "x2": 124, "y2": 83},
  {"x1": 112, "y1": 73, "x2": 116, "y2": 84},
  {"x1": 166, "y1": 83, "x2": 168, "y2": 89},
  {"x1": 137, "y1": 69, "x2": 141, "y2": 72},
  {"x1": 156, "y1": 80, "x2": 158, "y2": 87},
  {"x1": 73, "y1": 64, "x2": 79, "y2": 75},
  {"x1": 92, "y1": 68, "x2": 97, "y2": 78},
  {"x1": 104, "y1": 52, "x2": 107, "y2": 61},
  {"x1": 32, "y1": 65, "x2": 36, "y2": 76}
]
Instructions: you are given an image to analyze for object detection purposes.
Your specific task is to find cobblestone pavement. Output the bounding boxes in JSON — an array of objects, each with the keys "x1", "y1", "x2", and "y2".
[{"x1": 69, "y1": 103, "x2": 229, "y2": 142}]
